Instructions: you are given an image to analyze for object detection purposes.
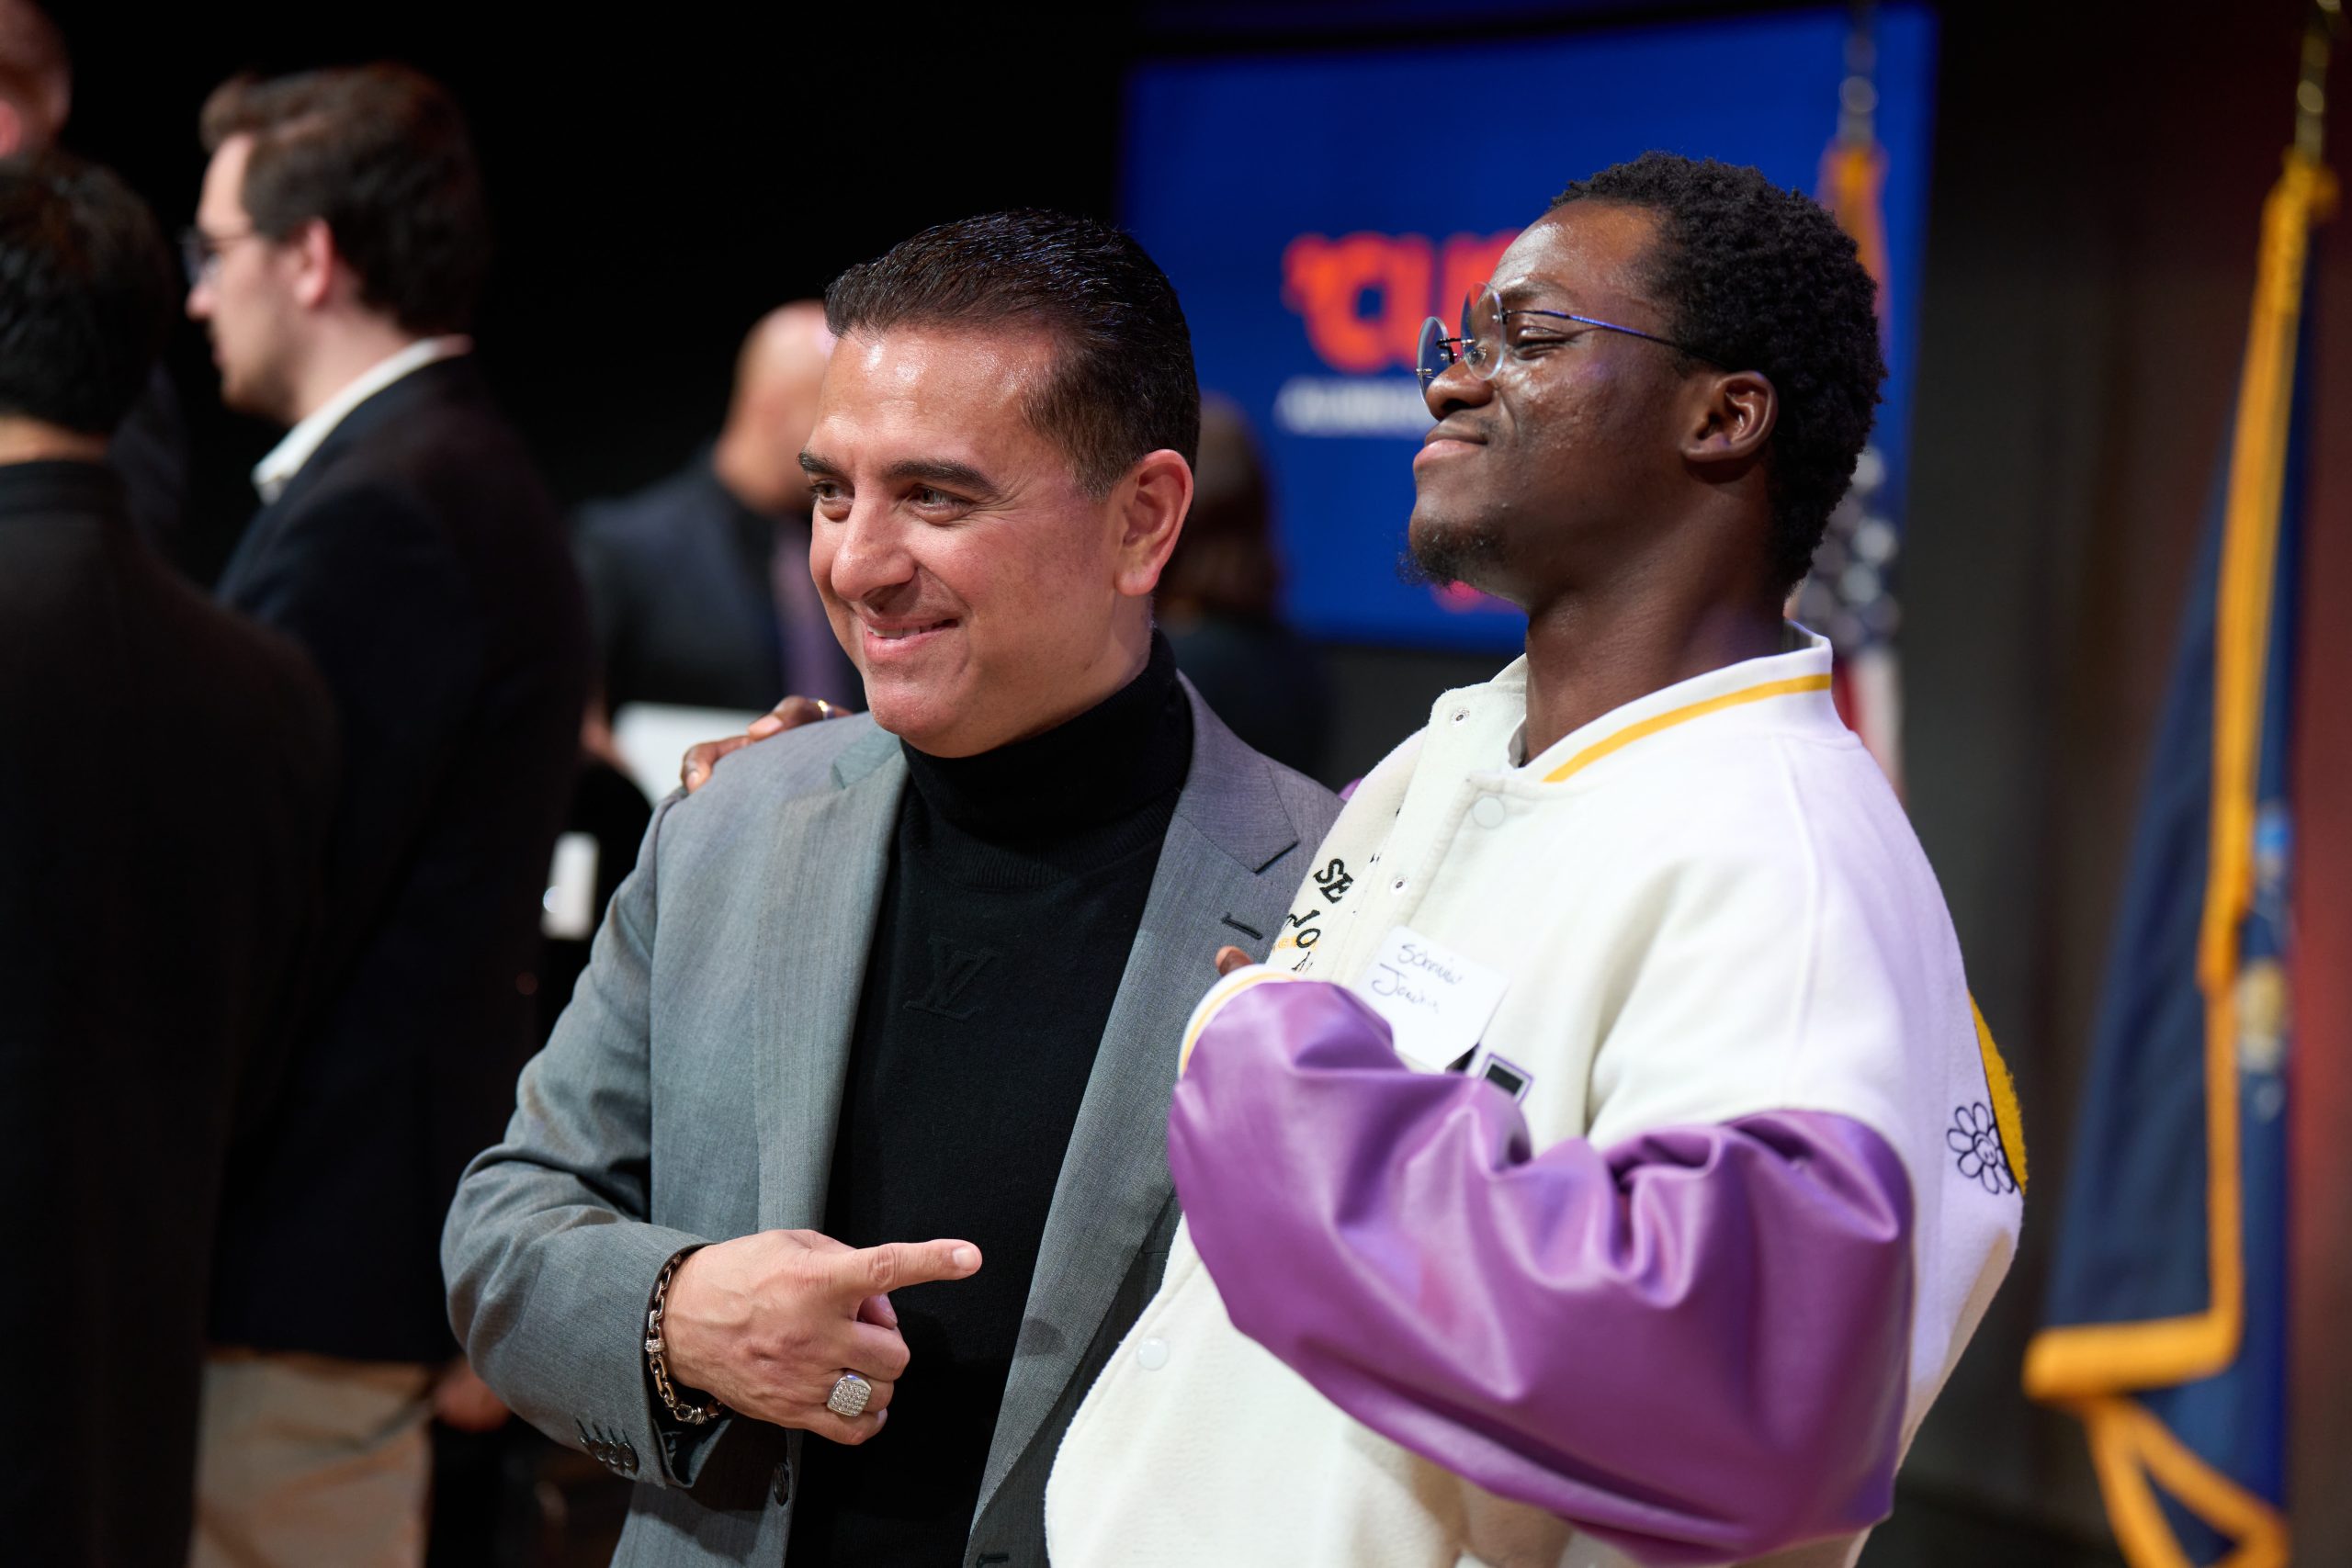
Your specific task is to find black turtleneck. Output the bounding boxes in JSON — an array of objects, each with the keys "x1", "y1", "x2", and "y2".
[{"x1": 786, "y1": 635, "x2": 1193, "y2": 1567}]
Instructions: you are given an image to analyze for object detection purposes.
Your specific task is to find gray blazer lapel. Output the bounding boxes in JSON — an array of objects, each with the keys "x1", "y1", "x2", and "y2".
[
  {"x1": 751, "y1": 727, "x2": 905, "y2": 1230},
  {"x1": 976, "y1": 682, "x2": 1310, "y2": 1516}
]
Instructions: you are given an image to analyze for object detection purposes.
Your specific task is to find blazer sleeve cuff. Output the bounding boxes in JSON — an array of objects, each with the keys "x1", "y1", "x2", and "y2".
[
  {"x1": 474, "y1": 1217, "x2": 720, "y2": 1490},
  {"x1": 640, "y1": 1243, "x2": 743, "y2": 1488}
]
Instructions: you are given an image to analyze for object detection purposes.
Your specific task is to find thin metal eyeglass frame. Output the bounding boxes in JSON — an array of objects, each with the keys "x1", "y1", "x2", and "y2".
[
  {"x1": 179, "y1": 226, "x2": 261, "y2": 288},
  {"x1": 1415, "y1": 288, "x2": 1716, "y2": 386}
]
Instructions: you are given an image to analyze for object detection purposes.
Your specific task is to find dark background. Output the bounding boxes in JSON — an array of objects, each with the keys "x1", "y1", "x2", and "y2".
[
  {"x1": 51, "y1": 1, "x2": 2352, "y2": 1563},
  {"x1": 65, "y1": 6, "x2": 1143, "y2": 588}
]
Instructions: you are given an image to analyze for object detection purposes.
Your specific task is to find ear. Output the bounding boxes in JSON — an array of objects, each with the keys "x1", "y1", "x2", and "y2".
[
  {"x1": 1111, "y1": 448, "x2": 1194, "y2": 600},
  {"x1": 0, "y1": 101, "x2": 22, "y2": 158},
  {"x1": 1679, "y1": 368, "x2": 1776, "y2": 470},
  {"x1": 288, "y1": 219, "x2": 341, "y2": 311}
]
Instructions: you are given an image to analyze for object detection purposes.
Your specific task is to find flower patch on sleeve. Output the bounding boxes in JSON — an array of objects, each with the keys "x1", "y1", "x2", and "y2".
[{"x1": 1948, "y1": 1102, "x2": 2018, "y2": 1195}]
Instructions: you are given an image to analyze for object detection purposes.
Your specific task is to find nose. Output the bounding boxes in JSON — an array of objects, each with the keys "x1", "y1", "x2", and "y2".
[
  {"x1": 1422, "y1": 357, "x2": 1493, "y2": 420},
  {"x1": 187, "y1": 276, "x2": 213, "y2": 321},
  {"x1": 820, "y1": 495, "x2": 916, "y2": 607}
]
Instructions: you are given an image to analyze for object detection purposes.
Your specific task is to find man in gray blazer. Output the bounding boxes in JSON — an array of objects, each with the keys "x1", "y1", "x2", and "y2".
[{"x1": 444, "y1": 210, "x2": 1340, "y2": 1567}]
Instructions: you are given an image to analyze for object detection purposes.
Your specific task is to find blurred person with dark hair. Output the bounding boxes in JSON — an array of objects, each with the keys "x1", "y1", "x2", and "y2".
[
  {"x1": 0, "y1": 152, "x2": 335, "y2": 1568},
  {"x1": 186, "y1": 62, "x2": 590, "y2": 1567},
  {"x1": 1157, "y1": 395, "x2": 1330, "y2": 777},
  {"x1": 1051, "y1": 153, "x2": 2020, "y2": 1567},
  {"x1": 445, "y1": 209, "x2": 1339, "y2": 1568},
  {"x1": 0, "y1": 0, "x2": 66, "y2": 152},
  {"x1": 577, "y1": 302, "x2": 861, "y2": 716},
  {"x1": 0, "y1": 0, "x2": 192, "y2": 550}
]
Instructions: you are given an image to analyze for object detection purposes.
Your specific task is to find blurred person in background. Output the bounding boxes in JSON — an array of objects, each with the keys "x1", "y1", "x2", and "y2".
[
  {"x1": 1157, "y1": 394, "x2": 1330, "y2": 778},
  {"x1": 0, "y1": 0, "x2": 65, "y2": 154},
  {"x1": 0, "y1": 152, "x2": 335, "y2": 1568},
  {"x1": 0, "y1": 0, "x2": 190, "y2": 550},
  {"x1": 186, "y1": 62, "x2": 590, "y2": 1567},
  {"x1": 575, "y1": 301, "x2": 861, "y2": 717}
]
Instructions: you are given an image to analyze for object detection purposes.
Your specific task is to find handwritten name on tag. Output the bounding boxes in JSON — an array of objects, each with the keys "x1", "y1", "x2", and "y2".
[{"x1": 1351, "y1": 924, "x2": 1509, "y2": 1070}]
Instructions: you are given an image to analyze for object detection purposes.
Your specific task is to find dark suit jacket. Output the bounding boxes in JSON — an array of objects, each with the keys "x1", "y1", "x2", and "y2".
[
  {"x1": 573, "y1": 450, "x2": 858, "y2": 714},
  {"x1": 213, "y1": 355, "x2": 592, "y2": 1363},
  {"x1": 0, "y1": 460, "x2": 336, "y2": 1567},
  {"x1": 109, "y1": 365, "x2": 189, "y2": 552},
  {"x1": 1166, "y1": 613, "x2": 1335, "y2": 781}
]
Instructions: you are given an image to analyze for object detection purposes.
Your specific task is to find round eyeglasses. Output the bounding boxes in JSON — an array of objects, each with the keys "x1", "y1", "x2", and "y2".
[
  {"x1": 179, "y1": 226, "x2": 262, "y2": 288},
  {"x1": 1416, "y1": 285, "x2": 1714, "y2": 387}
]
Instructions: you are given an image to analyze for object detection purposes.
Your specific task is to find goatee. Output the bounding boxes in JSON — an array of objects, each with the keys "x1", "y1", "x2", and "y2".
[{"x1": 1400, "y1": 516, "x2": 1507, "y2": 590}]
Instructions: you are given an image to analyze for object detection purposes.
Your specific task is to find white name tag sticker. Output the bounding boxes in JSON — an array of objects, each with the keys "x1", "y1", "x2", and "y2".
[{"x1": 1351, "y1": 924, "x2": 1510, "y2": 1070}]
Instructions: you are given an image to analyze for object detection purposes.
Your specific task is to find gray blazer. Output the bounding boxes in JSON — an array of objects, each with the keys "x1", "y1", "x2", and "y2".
[{"x1": 444, "y1": 682, "x2": 1340, "y2": 1566}]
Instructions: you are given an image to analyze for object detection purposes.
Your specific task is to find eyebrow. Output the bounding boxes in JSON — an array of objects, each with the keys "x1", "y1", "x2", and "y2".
[
  {"x1": 885, "y1": 458, "x2": 1003, "y2": 499},
  {"x1": 1495, "y1": 279, "x2": 1580, "y2": 312},
  {"x1": 797, "y1": 450, "x2": 1006, "y2": 502}
]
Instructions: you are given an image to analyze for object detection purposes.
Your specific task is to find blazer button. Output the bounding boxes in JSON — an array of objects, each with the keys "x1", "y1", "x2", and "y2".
[
  {"x1": 617, "y1": 1438, "x2": 639, "y2": 1475},
  {"x1": 771, "y1": 1460, "x2": 793, "y2": 1506}
]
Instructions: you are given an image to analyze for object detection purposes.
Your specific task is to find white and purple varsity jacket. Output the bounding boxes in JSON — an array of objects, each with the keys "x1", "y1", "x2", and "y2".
[{"x1": 1046, "y1": 626, "x2": 2025, "y2": 1568}]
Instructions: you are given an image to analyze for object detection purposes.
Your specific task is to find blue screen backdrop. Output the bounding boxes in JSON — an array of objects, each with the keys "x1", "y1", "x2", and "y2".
[{"x1": 1122, "y1": 5, "x2": 1937, "y2": 652}]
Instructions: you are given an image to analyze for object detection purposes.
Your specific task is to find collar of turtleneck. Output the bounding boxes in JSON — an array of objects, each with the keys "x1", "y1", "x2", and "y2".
[{"x1": 899, "y1": 631, "x2": 1192, "y2": 847}]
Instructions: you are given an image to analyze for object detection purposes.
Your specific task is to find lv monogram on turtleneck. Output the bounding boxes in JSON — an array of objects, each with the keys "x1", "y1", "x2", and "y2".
[{"x1": 785, "y1": 634, "x2": 1193, "y2": 1567}]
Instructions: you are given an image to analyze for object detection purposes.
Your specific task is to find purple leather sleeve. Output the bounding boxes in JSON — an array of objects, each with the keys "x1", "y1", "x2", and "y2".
[{"x1": 1170, "y1": 978, "x2": 1916, "y2": 1566}]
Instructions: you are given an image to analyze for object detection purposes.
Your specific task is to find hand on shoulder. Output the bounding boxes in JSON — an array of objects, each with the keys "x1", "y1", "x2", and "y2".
[{"x1": 680, "y1": 695, "x2": 855, "y2": 794}]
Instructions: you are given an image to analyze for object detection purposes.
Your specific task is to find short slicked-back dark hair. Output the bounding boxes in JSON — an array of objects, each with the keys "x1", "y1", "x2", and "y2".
[
  {"x1": 0, "y1": 153, "x2": 174, "y2": 434},
  {"x1": 201, "y1": 63, "x2": 490, "y2": 335},
  {"x1": 1552, "y1": 152, "x2": 1884, "y2": 592},
  {"x1": 823, "y1": 209, "x2": 1200, "y2": 495}
]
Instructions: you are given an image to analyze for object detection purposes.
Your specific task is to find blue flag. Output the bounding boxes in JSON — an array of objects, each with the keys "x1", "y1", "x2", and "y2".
[{"x1": 2022, "y1": 154, "x2": 2334, "y2": 1567}]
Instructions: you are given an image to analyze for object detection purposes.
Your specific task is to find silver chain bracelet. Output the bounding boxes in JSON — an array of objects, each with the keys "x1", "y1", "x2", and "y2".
[{"x1": 645, "y1": 1247, "x2": 726, "y2": 1427}]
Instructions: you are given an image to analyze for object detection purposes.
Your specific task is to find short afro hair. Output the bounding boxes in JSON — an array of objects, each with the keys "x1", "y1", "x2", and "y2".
[
  {"x1": 1552, "y1": 152, "x2": 1884, "y2": 593},
  {"x1": 824, "y1": 209, "x2": 1199, "y2": 496}
]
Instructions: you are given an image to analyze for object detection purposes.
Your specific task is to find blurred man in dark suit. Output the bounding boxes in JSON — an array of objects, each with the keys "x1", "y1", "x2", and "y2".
[
  {"x1": 0, "y1": 0, "x2": 191, "y2": 551},
  {"x1": 0, "y1": 152, "x2": 336, "y2": 1568},
  {"x1": 1157, "y1": 396, "x2": 1332, "y2": 779},
  {"x1": 187, "y1": 63, "x2": 590, "y2": 1565},
  {"x1": 575, "y1": 301, "x2": 860, "y2": 716}
]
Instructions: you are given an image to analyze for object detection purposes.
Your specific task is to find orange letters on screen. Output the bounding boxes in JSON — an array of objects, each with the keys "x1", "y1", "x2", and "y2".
[{"x1": 1283, "y1": 231, "x2": 1521, "y2": 375}]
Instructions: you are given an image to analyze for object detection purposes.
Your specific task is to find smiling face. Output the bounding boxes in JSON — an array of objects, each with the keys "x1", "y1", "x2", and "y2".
[
  {"x1": 802, "y1": 326, "x2": 1171, "y2": 757},
  {"x1": 1408, "y1": 202, "x2": 1699, "y2": 609}
]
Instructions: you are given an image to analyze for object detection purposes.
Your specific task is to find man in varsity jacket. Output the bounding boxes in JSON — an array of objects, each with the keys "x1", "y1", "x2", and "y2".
[{"x1": 1047, "y1": 154, "x2": 2025, "y2": 1567}]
